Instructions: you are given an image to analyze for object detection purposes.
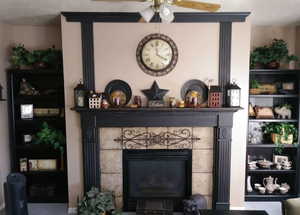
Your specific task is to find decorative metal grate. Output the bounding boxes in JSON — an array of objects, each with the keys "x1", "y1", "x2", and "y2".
[{"x1": 114, "y1": 128, "x2": 200, "y2": 149}]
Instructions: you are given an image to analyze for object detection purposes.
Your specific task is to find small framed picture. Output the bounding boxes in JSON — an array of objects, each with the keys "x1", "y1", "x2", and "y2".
[
  {"x1": 273, "y1": 155, "x2": 289, "y2": 164},
  {"x1": 20, "y1": 104, "x2": 33, "y2": 119},
  {"x1": 20, "y1": 158, "x2": 28, "y2": 172},
  {"x1": 23, "y1": 134, "x2": 33, "y2": 144},
  {"x1": 29, "y1": 159, "x2": 38, "y2": 171}
]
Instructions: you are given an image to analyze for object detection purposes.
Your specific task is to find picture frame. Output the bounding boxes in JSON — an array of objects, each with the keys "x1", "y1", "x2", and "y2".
[
  {"x1": 20, "y1": 104, "x2": 33, "y2": 119},
  {"x1": 29, "y1": 159, "x2": 38, "y2": 171},
  {"x1": 273, "y1": 155, "x2": 289, "y2": 164},
  {"x1": 22, "y1": 133, "x2": 33, "y2": 144}
]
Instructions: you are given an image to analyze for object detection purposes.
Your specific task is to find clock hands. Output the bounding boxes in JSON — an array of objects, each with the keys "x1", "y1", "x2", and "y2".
[{"x1": 155, "y1": 47, "x2": 168, "y2": 61}]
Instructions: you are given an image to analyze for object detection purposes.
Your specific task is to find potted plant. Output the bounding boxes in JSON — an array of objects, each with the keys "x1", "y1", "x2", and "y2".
[
  {"x1": 10, "y1": 44, "x2": 30, "y2": 69},
  {"x1": 78, "y1": 187, "x2": 121, "y2": 215},
  {"x1": 250, "y1": 39, "x2": 298, "y2": 69},
  {"x1": 33, "y1": 122, "x2": 65, "y2": 169},
  {"x1": 10, "y1": 45, "x2": 63, "y2": 69},
  {"x1": 27, "y1": 46, "x2": 63, "y2": 69},
  {"x1": 262, "y1": 122, "x2": 298, "y2": 154},
  {"x1": 249, "y1": 79, "x2": 261, "y2": 94}
]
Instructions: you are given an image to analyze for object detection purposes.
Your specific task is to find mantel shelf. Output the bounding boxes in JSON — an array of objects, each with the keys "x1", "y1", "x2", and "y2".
[
  {"x1": 71, "y1": 107, "x2": 242, "y2": 128},
  {"x1": 71, "y1": 107, "x2": 242, "y2": 113}
]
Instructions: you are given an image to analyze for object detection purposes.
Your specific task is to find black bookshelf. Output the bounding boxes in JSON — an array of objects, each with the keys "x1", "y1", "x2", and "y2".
[
  {"x1": 245, "y1": 69, "x2": 300, "y2": 202},
  {"x1": 7, "y1": 69, "x2": 68, "y2": 203}
]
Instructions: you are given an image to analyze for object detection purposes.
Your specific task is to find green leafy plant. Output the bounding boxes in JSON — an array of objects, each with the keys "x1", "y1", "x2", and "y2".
[
  {"x1": 11, "y1": 44, "x2": 30, "y2": 68},
  {"x1": 250, "y1": 80, "x2": 260, "y2": 89},
  {"x1": 78, "y1": 187, "x2": 121, "y2": 215},
  {"x1": 250, "y1": 39, "x2": 298, "y2": 69},
  {"x1": 10, "y1": 45, "x2": 62, "y2": 69},
  {"x1": 262, "y1": 122, "x2": 298, "y2": 154},
  {"x1": 33, "y1": 122, "x2": 65, "y2": 154}
]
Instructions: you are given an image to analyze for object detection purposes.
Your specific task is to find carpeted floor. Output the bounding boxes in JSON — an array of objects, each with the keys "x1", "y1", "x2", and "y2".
[{"x1": 0, "y1": 202, "x2": 282, "y2": 215}]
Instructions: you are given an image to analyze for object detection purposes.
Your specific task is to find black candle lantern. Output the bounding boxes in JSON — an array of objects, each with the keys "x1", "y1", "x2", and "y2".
[
  {"x1": 74, "y1": 80, "x2": 86, "y2": 108},
  {"x1": 227, "y1": 81, "x2": 241, "y2": 107},
  {"x1": 0, "y1": 83, "x2": 4, "y2": 101}
]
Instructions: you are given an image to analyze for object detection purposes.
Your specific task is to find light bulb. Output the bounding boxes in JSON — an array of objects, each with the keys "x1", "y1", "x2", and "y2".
[
  {"x1": 139, "y1": 6, "x2": 155, "y2": 23},
  {"x1": 159, "y1": 3, "x2": 174, "y2": 23}
]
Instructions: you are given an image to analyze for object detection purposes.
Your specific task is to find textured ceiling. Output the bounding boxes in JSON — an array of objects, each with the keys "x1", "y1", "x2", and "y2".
[{"x1": 0, "y1": 0, "x2": 300, "y2": 26}]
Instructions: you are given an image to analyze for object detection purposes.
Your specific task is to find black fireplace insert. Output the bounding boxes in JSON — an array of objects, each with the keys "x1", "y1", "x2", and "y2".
[{"x1": 123, "y1": 149, "x2": 192, "y2": 211}]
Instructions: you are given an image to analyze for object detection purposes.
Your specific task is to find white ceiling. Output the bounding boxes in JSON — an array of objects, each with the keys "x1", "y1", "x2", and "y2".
[{"x1": 1, "y1": 0, "x2": 300, "y2": 26}]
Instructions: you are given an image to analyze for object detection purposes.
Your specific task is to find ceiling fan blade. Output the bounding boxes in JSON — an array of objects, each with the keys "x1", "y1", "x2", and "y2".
[
  {"x1": 93, "y1": 0, "x2": 147, "y2": 2},
  {"x1": 172, "y1": 0, "x2": 221, "y2": 12}
]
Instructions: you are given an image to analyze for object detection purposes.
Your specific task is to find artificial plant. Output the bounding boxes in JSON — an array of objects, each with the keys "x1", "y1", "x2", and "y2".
[
  {"x1": 262, "y1": 122, "x2": 298, "y2": 154},
  {"x1": 78, "y1": 187, "x2": 121, "y2": 215},
  {"x1": 250, "y1": 39, "x2": 298, "y2": 69},
  {"x1": 33, "y1": 122, "x2": 65, "y2": 154}
]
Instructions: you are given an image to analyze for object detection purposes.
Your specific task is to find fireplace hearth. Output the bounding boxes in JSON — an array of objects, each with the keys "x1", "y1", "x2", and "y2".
[{"x1": 123, "y1": 149, "x2": 192, "y2": 211}]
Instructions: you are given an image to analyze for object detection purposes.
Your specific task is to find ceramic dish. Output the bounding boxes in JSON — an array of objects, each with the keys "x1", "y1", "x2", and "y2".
[
  {"x1": 104, "y1": 80, "x2": 132, "y2": 107},
  {"x1": 180, "y1": 79, "x2": 208, "y2": 105}
]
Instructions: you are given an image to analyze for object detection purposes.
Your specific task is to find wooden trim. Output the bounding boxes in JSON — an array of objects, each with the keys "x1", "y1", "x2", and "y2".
[
  {"x1": 62, "y1": 12, "x2": 250, "y2": 23},
  {"x1": 219, "y1": 22, "x2": 232, "y2": 105},
  {"x1": 62, "y1": 11, "x2": 250, "y2": 209},
  {"x1": 81, "y1": 20, "x2": 95, "y2": 90}
]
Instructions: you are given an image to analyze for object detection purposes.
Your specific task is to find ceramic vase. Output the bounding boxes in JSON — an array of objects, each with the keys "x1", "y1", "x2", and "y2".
[{"x1": 247, "y1": 176, "x2": 253, "y2": 192}]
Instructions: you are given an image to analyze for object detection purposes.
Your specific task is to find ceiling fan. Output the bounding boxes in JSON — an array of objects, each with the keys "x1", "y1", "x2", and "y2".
[{"x1": 93, "y1": 0, "x2": 221, "y2": 23}]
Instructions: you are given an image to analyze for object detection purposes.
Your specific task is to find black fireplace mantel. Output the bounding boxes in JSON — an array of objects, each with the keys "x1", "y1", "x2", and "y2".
[
  {"x1": 73, "y1": 107, "x2": 241, "y2": 210},
  {"x1": 63, "y1": 11, "x2": 250, "y2": 211}
]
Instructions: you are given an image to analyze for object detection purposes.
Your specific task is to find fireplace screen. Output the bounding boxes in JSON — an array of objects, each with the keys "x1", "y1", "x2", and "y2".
[{"x1": 123, "y1": 149, "x2": 192, "y2": 211}]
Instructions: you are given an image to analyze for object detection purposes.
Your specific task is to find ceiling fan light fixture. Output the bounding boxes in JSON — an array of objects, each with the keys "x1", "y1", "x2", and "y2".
[
  {"x1": 139, "y1": 6, "x2": 155, "y2": 22},
  {"x1": 159, "y1": 3, "x2": 174, "y2": 23}
]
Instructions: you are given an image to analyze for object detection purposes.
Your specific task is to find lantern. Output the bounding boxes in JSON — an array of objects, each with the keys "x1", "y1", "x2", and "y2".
[
  {"x1": 227, "y1": 81, "x2": 241, "y2": 107},
  {"x1": 74, "y1": 81, "x2": 86, "y2": 108},
  {"x1": 0, "y1": 83, "x2": 3, "y2": 100}
]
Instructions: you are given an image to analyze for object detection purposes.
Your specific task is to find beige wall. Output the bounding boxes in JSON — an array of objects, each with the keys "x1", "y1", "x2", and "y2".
[
  {"x1": 0, "y1": 22, "x2": 10, "y2": 209},
  {"x1": 0, "y1": 23, "x2": 61, "y2": 207},
  {"x1": 61, "y1": 15, "x2": 251, "y2": 209}
]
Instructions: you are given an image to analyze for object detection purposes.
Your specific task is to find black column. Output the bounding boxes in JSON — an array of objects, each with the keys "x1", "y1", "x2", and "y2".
[
  {"x1": 81, "y1": 20, "x2": 95, "y2": 90},
  {"x1": 219, "y1": 22, "x2": 232, "y2": 105},
  {"x1": 213, "y1": 113, "x2": 233, "y2": 210},
  {"x1": 81, "y1": 112, "x2": 100, "y2": 192}
]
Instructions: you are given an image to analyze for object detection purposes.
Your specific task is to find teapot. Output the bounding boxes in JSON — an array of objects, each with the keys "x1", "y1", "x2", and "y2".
[{"x1": 263, "y1": 176, "x2": 278, "y2": 194}]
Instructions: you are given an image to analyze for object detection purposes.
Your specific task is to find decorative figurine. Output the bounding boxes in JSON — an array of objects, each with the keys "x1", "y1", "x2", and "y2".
[
  {"x1": 133, "y1": 96, "x2": 142, "y2": 108},
  {"x1": 88, "y1": 91, "x2": 102, "y2": 109},
  {"x1": 183, "y1": 194, "x2": 207, "y2": 215},
  {"x1": 169, "y1": 97, "x2": 177, "y2": 108},
  {"x1": 208, "y1": 86, "x2": 223, "y2": 108},
  {"x1": 74, "y1": 80, "x2": 86, "y2": 108},
  {"x1": 185, "y1": 90, "x2": 199, "y2": 108},
  {"x1": 178, "y1": 100, "x2": 185, "y2": 108},
  {"x1": 274, "y1": 105, "x2": 292, "y2": 119},
  {"x1": 142, "y1": 81, "x2": 169, "y2": 107},
  {"x1": 19, "y1": 78, "x2": 39, "y2": 96},
  {"x1": 226, "y1": 81, "x2": 241, "y2": 107},
  {"x1": 102, "y1": 99, "x2": 109, "y2": 109}
]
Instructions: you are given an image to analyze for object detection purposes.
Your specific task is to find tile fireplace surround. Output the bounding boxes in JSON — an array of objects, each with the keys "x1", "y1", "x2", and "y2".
[{"x1": 100, "y1": 127, "x2": 214, "y2": 210}]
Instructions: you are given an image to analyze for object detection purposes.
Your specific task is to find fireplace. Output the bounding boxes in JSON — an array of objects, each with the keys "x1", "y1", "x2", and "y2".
[{"x1": 123, "y1": 149, "x2": 192, "y2": 211}]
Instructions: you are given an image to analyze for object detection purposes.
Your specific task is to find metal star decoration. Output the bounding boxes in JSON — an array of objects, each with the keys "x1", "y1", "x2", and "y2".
[{"x1": 142, "y1": 81, "x2": 169, "y2": 101}]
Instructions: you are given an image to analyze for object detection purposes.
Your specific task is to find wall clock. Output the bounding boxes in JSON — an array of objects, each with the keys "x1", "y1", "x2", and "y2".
[{"x1": 136, "y1": 33, "x2": 178, "y2": 77}]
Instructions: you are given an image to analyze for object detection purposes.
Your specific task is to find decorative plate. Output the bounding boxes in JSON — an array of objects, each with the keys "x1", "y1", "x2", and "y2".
[
  {"x1": 104, "y1": 80, "x2": 132, "y2": 107},
  {"x1": 180, "y1": 79, "x2": 208, "y2": 104}
]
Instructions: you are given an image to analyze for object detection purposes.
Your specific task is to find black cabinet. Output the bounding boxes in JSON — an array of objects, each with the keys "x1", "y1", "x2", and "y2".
[
  {"x1": 245, "y1": 69, "x2": 300, "y2": 201},
  {"x1": 7, "y1": 69, "x2": 68, "y2": 203}
]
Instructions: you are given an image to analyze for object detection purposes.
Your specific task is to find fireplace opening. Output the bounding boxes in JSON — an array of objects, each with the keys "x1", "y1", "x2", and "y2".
[{"x1": 123, "y1": 149, "x2": 192, "y2": 212}]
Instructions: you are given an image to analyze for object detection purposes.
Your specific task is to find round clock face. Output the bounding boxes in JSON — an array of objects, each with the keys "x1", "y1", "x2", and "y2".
[{"x1": 137, "y1": 34, "x2": 178, "y2": 77}]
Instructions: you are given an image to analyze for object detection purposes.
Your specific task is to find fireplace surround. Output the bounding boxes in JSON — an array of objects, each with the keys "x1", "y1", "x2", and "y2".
[{"x1": 63, "y1": 11, "x2": 250, "y2": 210}]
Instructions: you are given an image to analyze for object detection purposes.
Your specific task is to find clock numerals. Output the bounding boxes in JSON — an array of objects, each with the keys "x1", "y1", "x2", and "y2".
[{"x1": 137, "y1": 34, "x2": 178, "y2": 76}]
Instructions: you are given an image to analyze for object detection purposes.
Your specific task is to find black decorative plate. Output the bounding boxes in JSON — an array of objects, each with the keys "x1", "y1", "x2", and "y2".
[
  {"x1": 181, "y1": 79, "x2": 208, "y2": 104},
  {"x1": 104, "y1": 80, "x2": 132, "y2": 106}
]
